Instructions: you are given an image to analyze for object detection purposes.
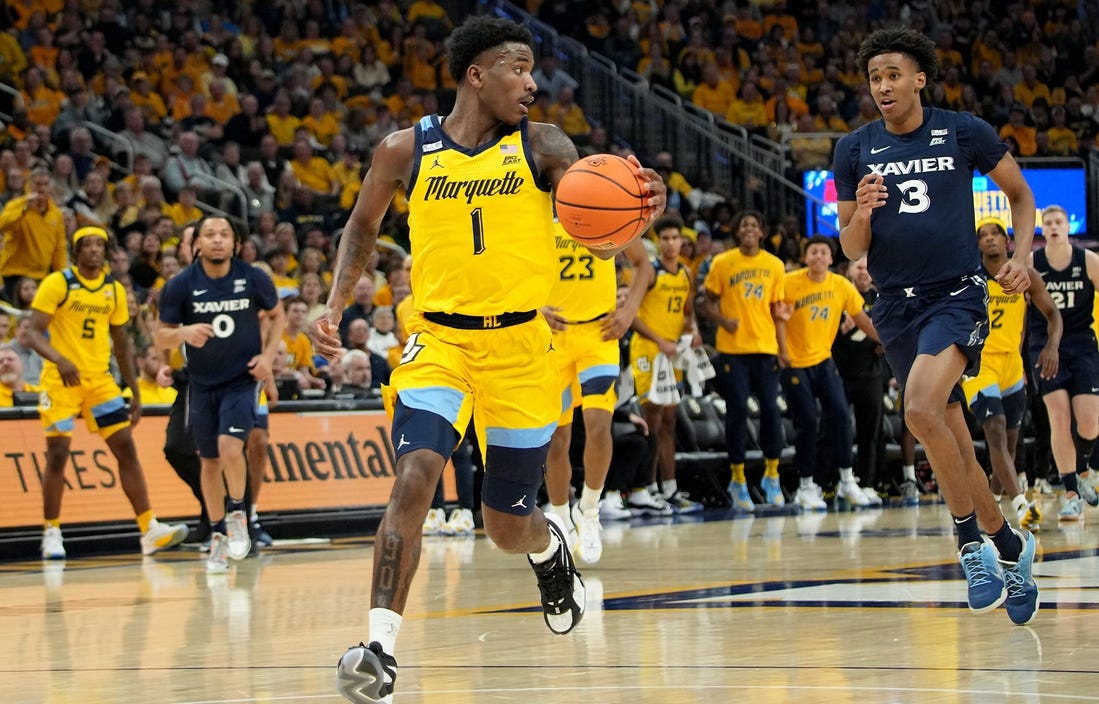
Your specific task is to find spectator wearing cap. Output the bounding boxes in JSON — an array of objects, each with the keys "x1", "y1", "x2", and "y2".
[
  {"x1": 129, "y1": 71, "x2": 167, "y2": 126},
  {"x1": 202, "y1": 52, "x2": 239, "y2": 97},
  {"x1": 999, "y1": 104, "x2": 1037, "y2": 156}
]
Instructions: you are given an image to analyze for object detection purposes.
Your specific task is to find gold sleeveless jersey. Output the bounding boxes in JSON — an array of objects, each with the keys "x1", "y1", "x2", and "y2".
[
  {"x1": 31, "y1": 267, "x2": 128, "y2": 376},
  {"x1": 637, "y1": 259, "x2": 692, "y2": 342},
  {"x1": 984, "y1": 272, "x2": 1026, "y2": 356},
  {"x1": 782, "y1": 268, "x2": 865, "y2": 368},
  {"x1": 548, "y1": 221, "x2": 616, "y2": 321},
  {"x1": 407, "y1": 115, "x2": 555, "y2": 315}
]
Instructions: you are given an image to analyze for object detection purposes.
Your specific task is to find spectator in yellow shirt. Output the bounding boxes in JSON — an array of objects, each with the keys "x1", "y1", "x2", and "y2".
[
  {"x1": 165, "y1": 185, "x2": 204, "y2": 227},
  {"x1": 130, "y1": 343, "x2": 178, "y2": 405},
  {"x1": 129, "y1": 71, "x2": 167, "y2": 126},
  {"x1": 726, "y1": 81, "x2": 769, "y2": 132},
  {"x1": 999, "y1": 105, "x2": 1037, "y2": 156},
  {"x1": 0, "y1": 343, "x2": 39, "y2": 407},
  {"x1": 302, "y1": 97, "x2": 341, "y2": 148},
  {"x1": 0, "y1": 167, "x2": 67, "y2": 300},
  {"x1": 547, "y1": 86, "x2": 592, "y2": 142},
  {"x1": 288, "y1": 139, "x2": 340, "y2": 200},
  {"x1": 692, "y1": 62, "x2": 736, "y2": 116},
  {"x1": 281, "y1": 296, "x2": 327, "y2": 391},
  {"x1": 266, "y1": 91, "x2": 302, "y2": 147}
]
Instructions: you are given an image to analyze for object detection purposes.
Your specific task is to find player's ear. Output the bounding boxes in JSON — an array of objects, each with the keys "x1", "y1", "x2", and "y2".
[{"x1": 915, "y1": 71, "x2": 926, "y2": 91}]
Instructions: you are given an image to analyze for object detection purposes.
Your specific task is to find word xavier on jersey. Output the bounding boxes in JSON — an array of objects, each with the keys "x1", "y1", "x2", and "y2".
[
  {"x1": 866, "y1": 156, "x2": 956, "y2": 176},
  {"x1": 193, "y1": 298, "x2": 253, "y2": 313}
]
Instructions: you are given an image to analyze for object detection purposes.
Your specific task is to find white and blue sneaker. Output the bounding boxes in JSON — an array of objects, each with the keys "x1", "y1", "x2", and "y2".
[
  {"x1": 1076, "y1": 472, "x2": 1099, "y2": 506},
  {"x1": 1001, "y1": 529, "x2": 1039, "y2": 625},
  {"x1": 728, "y1": 480, "x2": 755, "y2": 512},
  {"x1": 958, "y1": 540, "x2": 1007, "y2": 613},
  {"x1": 1059, "y1": 495, "x2": 1084, "y2": 521},
  {"x1": 760, "y1": 476, "x2": 785, "y2": 506}
]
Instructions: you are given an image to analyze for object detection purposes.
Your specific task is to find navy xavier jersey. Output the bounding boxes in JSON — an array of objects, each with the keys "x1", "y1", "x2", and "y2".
[
  {"x1": 834, "y1": 108, "x2": 1007, "y2": 290},
  {"x1": 158, "y1": 259, "x2": 280, "y2": 388},
  {"x1": 1027, "y1": 245, "x2": 1096, "y2": 352}
]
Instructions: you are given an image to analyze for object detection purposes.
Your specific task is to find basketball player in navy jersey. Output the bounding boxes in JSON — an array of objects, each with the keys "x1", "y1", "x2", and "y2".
[
  {"x1": 835, "y1": 27, "x2": 1039, "y2": 625},
  {"x1": 309, "y1": 15, "x2": 666, "y2": 704},
  {"x1": 1027, "y1": 205, "x2": 1099, "y2": 521},
  {"x1": 155, "y1": 216, "x2": 286, "y2": 573}
]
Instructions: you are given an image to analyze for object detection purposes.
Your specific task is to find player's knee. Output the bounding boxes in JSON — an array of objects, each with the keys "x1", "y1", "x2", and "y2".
[
  {"x1": 481, "y1": 510, "x2": 533, "y2": 553},
  {"x1": 390, "y1": 450, "x2": 446, "y2": 507}
]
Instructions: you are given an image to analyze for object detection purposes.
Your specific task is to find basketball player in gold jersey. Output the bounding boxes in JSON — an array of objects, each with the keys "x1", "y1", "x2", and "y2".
[
  {"x1": 963, "y1": 219, "x2": 1060, "y2": 530},
  {"x1": 630, "y1": 215, "x2": 704, "y2": 512},
  {"x1": 26, "y1": 226, "x2": 188, "y2": 560},
  {"x1": 543, "y1": 223, "x2": 652, "y2": 564},
  {"x1": 309, "y1": 16, "x2": 667, "y2": 704}
]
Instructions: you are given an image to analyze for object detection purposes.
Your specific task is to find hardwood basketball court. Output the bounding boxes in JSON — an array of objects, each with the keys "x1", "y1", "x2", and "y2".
[{"x1": 2, "y1": 497, "x2": 1098, "y2": 703}]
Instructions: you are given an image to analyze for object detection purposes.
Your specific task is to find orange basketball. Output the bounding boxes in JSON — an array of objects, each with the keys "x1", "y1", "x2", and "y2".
[{"x1": 555, "y1": 154, "x2": 650, "y2": 250}]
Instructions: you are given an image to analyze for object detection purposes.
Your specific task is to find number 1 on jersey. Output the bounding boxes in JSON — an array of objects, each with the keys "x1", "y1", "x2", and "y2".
[{"x1": 471, "y1": 208, "x2": 485, "y2": 255}]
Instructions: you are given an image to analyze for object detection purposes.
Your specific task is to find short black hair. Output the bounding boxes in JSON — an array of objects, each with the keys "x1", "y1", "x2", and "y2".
[
  {"x1": 856, "y1": 27, "x2": 939, "y2": 82},
  {"x1": 805, "y1": 235, "x2": 835, "y2": 255},
  {"x1": 652, "y1": 214, "x2": 684, "y2": 233},
  {"x1": 446, "y1": 15, "x2": 534, "y2": 84},
  {"x1": 733, "y1": 209, "x2": 767, "y2": 232}
]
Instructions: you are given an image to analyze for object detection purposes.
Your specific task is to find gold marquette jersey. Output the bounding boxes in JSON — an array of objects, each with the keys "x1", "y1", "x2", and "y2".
[
  {"x1": 703, "y1": 248, "x2": 785, "y2": 355},
  {"x1": 549, "y1": 220, "x2": 616, "y2": 321},
  {"x1": 985, "y1": 272, "x2": 1026, "y2": 356},
  {"x1": 782, "y1": 268, "x2": 865, "y2": 368},
  {"x1": 407, "y1": 115, "x2": 555, "y2": 315},
  {"x1": 31, "y1": 267, "x2": 128, "y2": 376},
  {"x1": 637, "y1": 259, "x2": 691, "y2": 341}
]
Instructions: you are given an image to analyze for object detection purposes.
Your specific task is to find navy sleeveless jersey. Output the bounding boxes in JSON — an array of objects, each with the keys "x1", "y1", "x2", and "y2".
[
  {"x1": 1027, "y1": 245, "x2": 1096, "y2": 351},
  {"x1": 158, "y1": 258, "x2": 280, "y2": 388},
  {"x1": 833, "y1": 108, "x2": 1007, "y2": 290}
]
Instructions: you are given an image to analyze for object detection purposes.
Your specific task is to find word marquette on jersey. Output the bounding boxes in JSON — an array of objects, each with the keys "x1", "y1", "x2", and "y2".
[{"x1": 420, "y1": 171, "x2": 524, "y2": 204}]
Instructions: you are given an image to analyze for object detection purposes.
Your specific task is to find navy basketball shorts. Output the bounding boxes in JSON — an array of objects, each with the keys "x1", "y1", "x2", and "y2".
[
  {"x1": 187, "y1": 378, "x2": 262, "y2": 458},
  {"x1": 1031, "y1": 334, "x2": 1099, "y2": 398},
  {"x1": 873, "y1": 276, "x2": 989, "y2": 404}
]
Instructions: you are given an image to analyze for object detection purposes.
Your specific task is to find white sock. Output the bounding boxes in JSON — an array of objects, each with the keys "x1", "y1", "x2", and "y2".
[
  {"x1": 903, "y1": 464, "x2": 917, "y2": 482},
  {"x1": 250, "y1": 505, "x2": 259, "y2": 522},
  {"x1": 528, "y1": 528, "x2": 561, "y2": 564},
  {"x1": 579, "y1": 485, "x2": 601, "y2": 513},
  {"x1": 549, "y1": 503, "x2": 570, "y2": 523},
  {"x1": 368, "y1": 608, "x2": 403, "y2": 656},
  {"x1": 1012, "y1": 494, "x2": 1028, "y2": 514},
  {"x1": 839, "y1": 467, "x2": 855, "y2": 484},
  {"x1": 661, "y1": 479, "x2": 678, "y2": 497},
  {"x1": 800, "y1": 476, "x2": 815, "y2": 490}
]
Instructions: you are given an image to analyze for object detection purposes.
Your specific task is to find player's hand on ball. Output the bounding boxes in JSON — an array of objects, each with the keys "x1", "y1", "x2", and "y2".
[{"x1": 626, "y1": 154, "x2": 667, "y2": 222}]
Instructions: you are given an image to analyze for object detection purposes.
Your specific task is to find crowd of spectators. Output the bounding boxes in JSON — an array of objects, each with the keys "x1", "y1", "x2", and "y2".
[{"x1": 538, "y1": 0, "x2": 1099, "y2": 164}]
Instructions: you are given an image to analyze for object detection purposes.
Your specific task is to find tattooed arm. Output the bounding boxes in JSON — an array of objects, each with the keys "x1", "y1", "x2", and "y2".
[{"x1": 309, "y1": 128, "x2": 415, "y2": 361}]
